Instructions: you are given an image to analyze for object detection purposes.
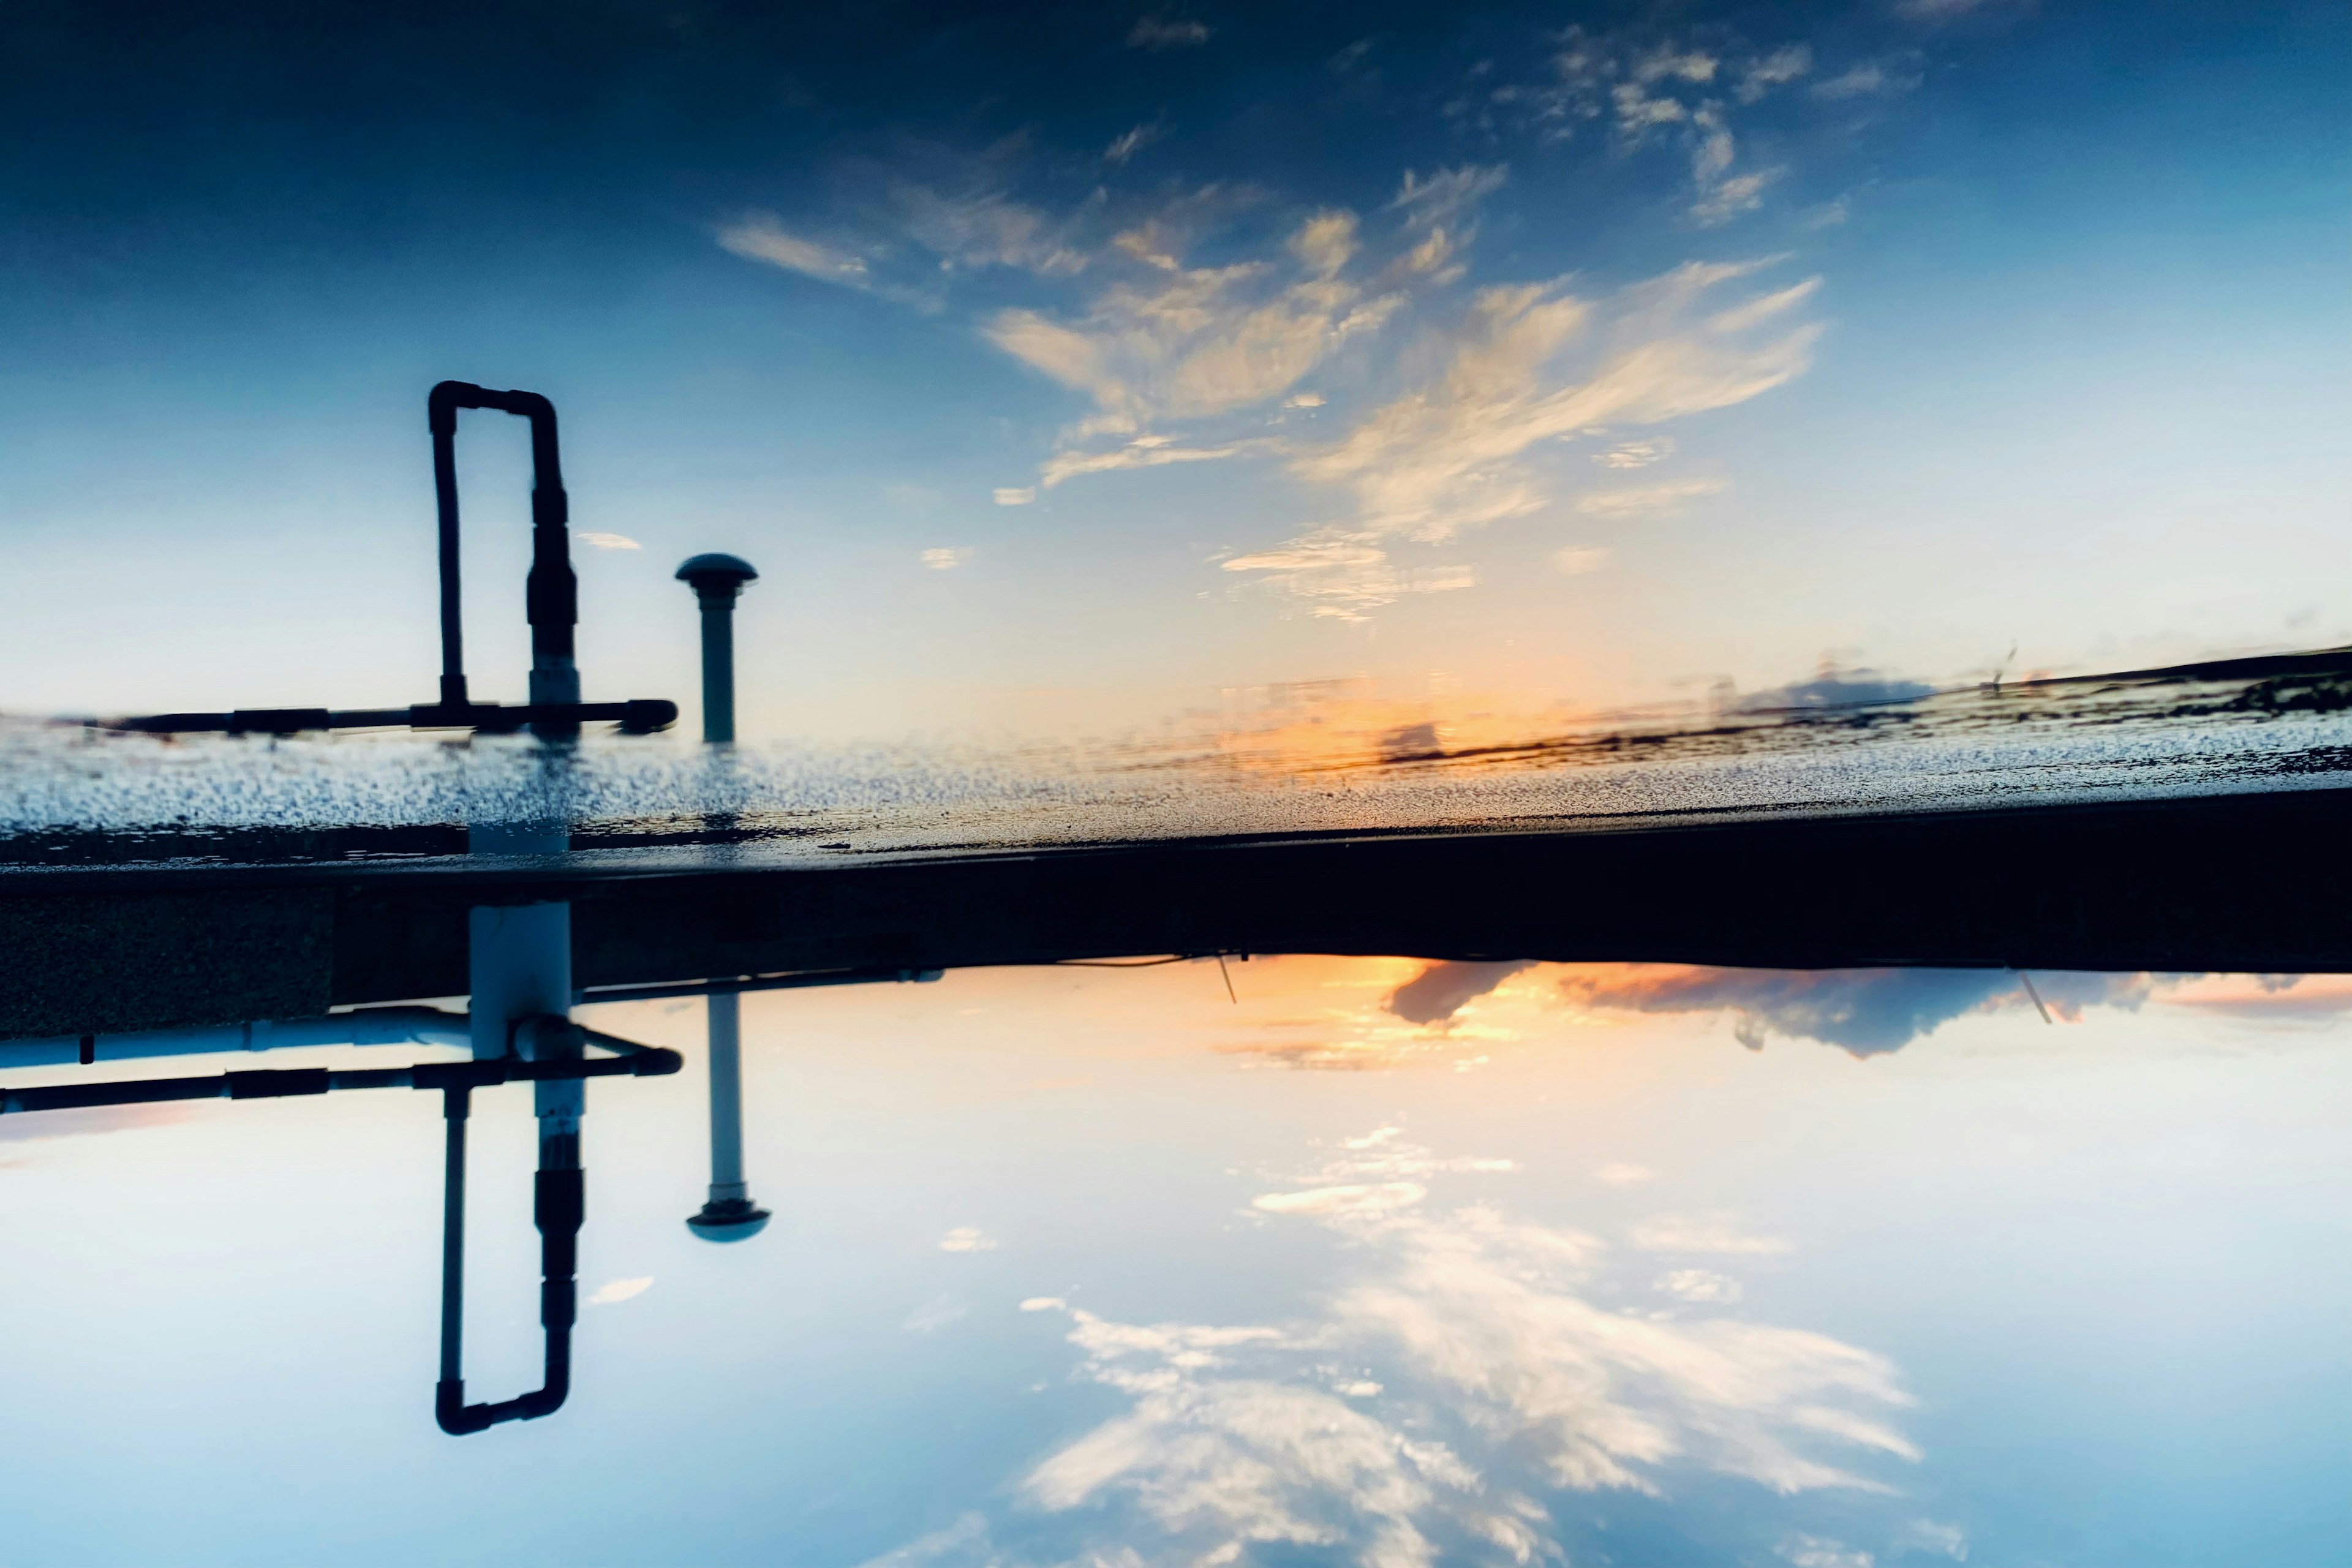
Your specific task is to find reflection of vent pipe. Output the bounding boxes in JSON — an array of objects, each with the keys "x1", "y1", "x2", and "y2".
[
  {"x1": 677, "y1": 552, "x2": 769, "y2": 1242},
  {"x1": 685, "y1": 988, "x2": 766, "y2": 1241}
]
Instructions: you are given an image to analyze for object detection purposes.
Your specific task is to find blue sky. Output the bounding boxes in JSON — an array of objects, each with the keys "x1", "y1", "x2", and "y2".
[{"x1": 1, "y1": 1, "x2": 2344, "y2": 742}]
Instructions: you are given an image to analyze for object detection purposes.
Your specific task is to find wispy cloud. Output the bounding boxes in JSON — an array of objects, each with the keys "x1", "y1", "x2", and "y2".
[
  {"x1": 1738, "y1": 43, "x2": 1815, "y2": 104},
  {"x1": 720, "y1": 167, "x2": 1095, "y2": 313},
  {"x1": 576, "y1": 530, "x2": 641, "y2": 550},
  {"x1": 1219, "y1": 530, "x2": 1477, "y2": 622},
  {"x1": 717, "y1": 216, "x2": 872, "y2": 285},
  {"x1": 1129, "y1": 14, "x2": 1213, "y2": 48},
  {"x1": 1291, "y1": 209, "x2": 1360, "y2": 277},
  {"x1": 1497, "y1": 26, "x2": 1811, "y2": 226},
  {"x1": 891, "y1": 181, "x2": 1088, "y2": 277},
  {"x1": 1578, "y1": 477, "x2": 1728, "y2": 517},
  {"x1": 1129, "y1": 13, "x2": 1213, "y2": 49},
  {"x1": 1659, "y1": 1267, "x2": 1746, "y2": 1303},
  {"x1": 586, "y1": 1276, "x2": 652, "y2": 1306},
  {"x1": 920, "y1": 547, "x2": 971, "y2": 570},
  {"x1": 985, "y1": 238, "x2": 1403, "y2": 432},
  {"x1": 903, "y1": 1295, "x2": 969, "y2": 1333},
  {"x1": 716, "y1": 18, "x2": 1846, "y2": 623},
  {"x1": 1812, "y1": 61, "x2": 1921, "y2": 100},
  {"x1": 939, "y1": 1225, "x2": 998, "y2": 1252},
  {"x1": 1895, "y1": 0, "x2": 2024, "y2": 20},
  {"x1": 1781, "y1": 1534, "x2": 1879, "y2": 1568},
  {"x1": 1103, "y1": 121, "x2": 1164, "y2": 166},
  {"x1": 1126, "y1": 13, "x2": 1210, "y2": 49},
  {"x1": 971, "y1": 1136, "x2": 1918, "y2": 1566},
  {"x1": 1595, "y1": 435, "x2": 1675, "y2": 469},
  {"x1": 1290, "y1": 260, "x2": 1815, "y2": 544},
  {"x1": 1037, "y1": 437, "x2": 1261, "y2": 489},
  {"x1": 1390, "y1": 164, "x2": 1510, "y2": 230},
  {"x1": 1630, "y1": 1212, "x2": 1794, "y2": 1255},
  {"x1": 1252, "y1": 1181, "x2": 1428, "y2": 1216}
]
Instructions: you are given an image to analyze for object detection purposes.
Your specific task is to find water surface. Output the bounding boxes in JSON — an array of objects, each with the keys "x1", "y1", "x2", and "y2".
[{"x1": 0, "y1": 957, "x2": 2342, "y2": 1565}]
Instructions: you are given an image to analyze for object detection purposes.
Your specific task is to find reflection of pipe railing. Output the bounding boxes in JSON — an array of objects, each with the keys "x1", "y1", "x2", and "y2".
[
  {"x1": 0, "y1": 1038, "x2": 677, "y2": 1114},
  {"x1": 0, "y1": 1006, "x2": 668, "y2": 1070},
  {"x1": 435, "y1": 1023, "x2": 598, "y2": 1434},
  {"x1": 0, "y1": 1016, "x2": 680, "y2": 1436},
  {"x1": 1, "y1": 1005, "x2": 471, "y2": 1069},
  {"x1": 578, "y1": 965, "x2": 944, "y2": 1006}
]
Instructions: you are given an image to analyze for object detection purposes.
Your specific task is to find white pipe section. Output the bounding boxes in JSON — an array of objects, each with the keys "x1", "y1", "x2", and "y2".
[
  {"x1": 466, "y1": 823, "x2": 579, "y2": 1135},
  {"x1": 704, "y1": 991, "x2": 745, "y2": 1204},
  {"x1": 0, "y1": 1008, "x2": 472, "y2": 1070}
]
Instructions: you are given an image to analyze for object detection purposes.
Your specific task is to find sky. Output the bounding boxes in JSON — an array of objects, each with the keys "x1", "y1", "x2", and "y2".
[
  {"x1": 0, "y1": 957, "x2": 2346, "y2": 1565},
  {"x1": 1, "y1": 0, "x2": 2346, "y2": 744}
]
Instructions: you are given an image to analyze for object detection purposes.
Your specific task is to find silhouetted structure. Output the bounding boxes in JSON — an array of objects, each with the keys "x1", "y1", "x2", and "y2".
[
  {"x1": 116, "y1": 383, "x2": 676, "y2": 737},
  {"x1": 676, "y1": 552, "x2": 759, "y2": 745},
  {"x1": 0, "y1": 1007, "x2": 679, "y2": 1434}
]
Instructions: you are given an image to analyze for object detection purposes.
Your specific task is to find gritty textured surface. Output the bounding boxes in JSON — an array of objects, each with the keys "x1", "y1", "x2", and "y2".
[{"x1": 4, "y1": 668, "x2": 2351, "y2": 876}]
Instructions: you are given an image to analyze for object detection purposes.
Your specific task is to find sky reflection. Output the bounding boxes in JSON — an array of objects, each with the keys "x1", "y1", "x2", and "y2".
[{"x1": 0, "y1": 957, "x2": 2343, "y2": 1564}]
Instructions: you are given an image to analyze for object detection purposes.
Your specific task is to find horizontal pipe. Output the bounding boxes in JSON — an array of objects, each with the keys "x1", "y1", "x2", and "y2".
[
  {"x1": 0, "y1": 1044, "x2": 680, "y2": 1115},
  {"x1": 576, "y1": 965, "x2": 944, "y2": 1005},
  {"x1": 0, "y1": 1006, "x2": 475, "y2": 1069},
  {"x1": 108, "y1": 699, "x2": 676, "y2": 737}
]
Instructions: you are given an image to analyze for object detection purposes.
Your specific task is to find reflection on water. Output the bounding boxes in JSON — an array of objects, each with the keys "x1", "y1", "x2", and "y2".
[{"x1": 0, "y1": 957, "x2": 2343, "y2": 1566}]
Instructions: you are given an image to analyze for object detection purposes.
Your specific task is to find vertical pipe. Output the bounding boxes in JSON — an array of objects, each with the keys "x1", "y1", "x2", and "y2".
[
  {"x1": 705, "y1": 992, "x2": 745, "y2": 1202},
  {"x1": 435, "y1": 1086, "x2": 471, "y2": 1428},
  {"x1": 699, "y1": 597, "x2": 737, "y2": 744},
  {"x1": 674, "y1": 554, "x2": 756, "y2": 744},
  {"x1": 525, "y1": 455, "x2": 579, "y2": 718},
  {"x1": 466, "y1": 892, "x2": 573, "y2": 1060},
  {"x1": 430, "y1": 403, "x2": 467, "y2": 710},
  {"x1": 677, "y1": 553, "x2": 767, "y2": 1242}
]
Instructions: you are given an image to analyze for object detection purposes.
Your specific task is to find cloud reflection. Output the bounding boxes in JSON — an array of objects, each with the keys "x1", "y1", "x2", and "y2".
[
  {"x1": 873, "y1": 1129, "x2": 1921, "y2": 1567},
  {"x1": 1556, "y1": 966, "x2": 2154, "y2": 1055},
  {"x1": 1204, "y1": 957, "x2": 2352, "y2": 1072},
  {"x1": 1387, "y1": 960, "x2": 1534, "y2": 1025}
]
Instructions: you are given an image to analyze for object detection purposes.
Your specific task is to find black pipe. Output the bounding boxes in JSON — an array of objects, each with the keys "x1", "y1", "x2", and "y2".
[
  {"x1": 108, "y1": 699, "x2": 677, "y2": 737},
  {"x1": 435, "y1": 1084, "x2": 472, "y2": 1427},
  {"x1": 0, "y1": 1049, "x2": 680, "y2": 1115},
  {"x1": 576, "y1": 964, "x2": 945, "y2": 1005},
  {"x1": 0, "y1": 1037, "x2": 677, "y2": 1437},
  {"x1": 113, "y1": 380, "x2": 680, "y2": 741},
  {"x1": 428, "y1": 381, "x2": 576, "y2": 710},
  {"x1": 434, "y1": 1082, "x2": 581, "y2": 1434}
]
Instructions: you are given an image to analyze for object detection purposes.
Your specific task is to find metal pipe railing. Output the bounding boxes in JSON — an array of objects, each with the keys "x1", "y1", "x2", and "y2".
[
  {"x1": 111, "y1": 381, "x2": 675, "y2": 738},
  {"x1": 110, "y1": 699, "x2": 674, "y2": 736},
  {"x1": 428, "y1": 381, "x2": 573, "y2": 715}
]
